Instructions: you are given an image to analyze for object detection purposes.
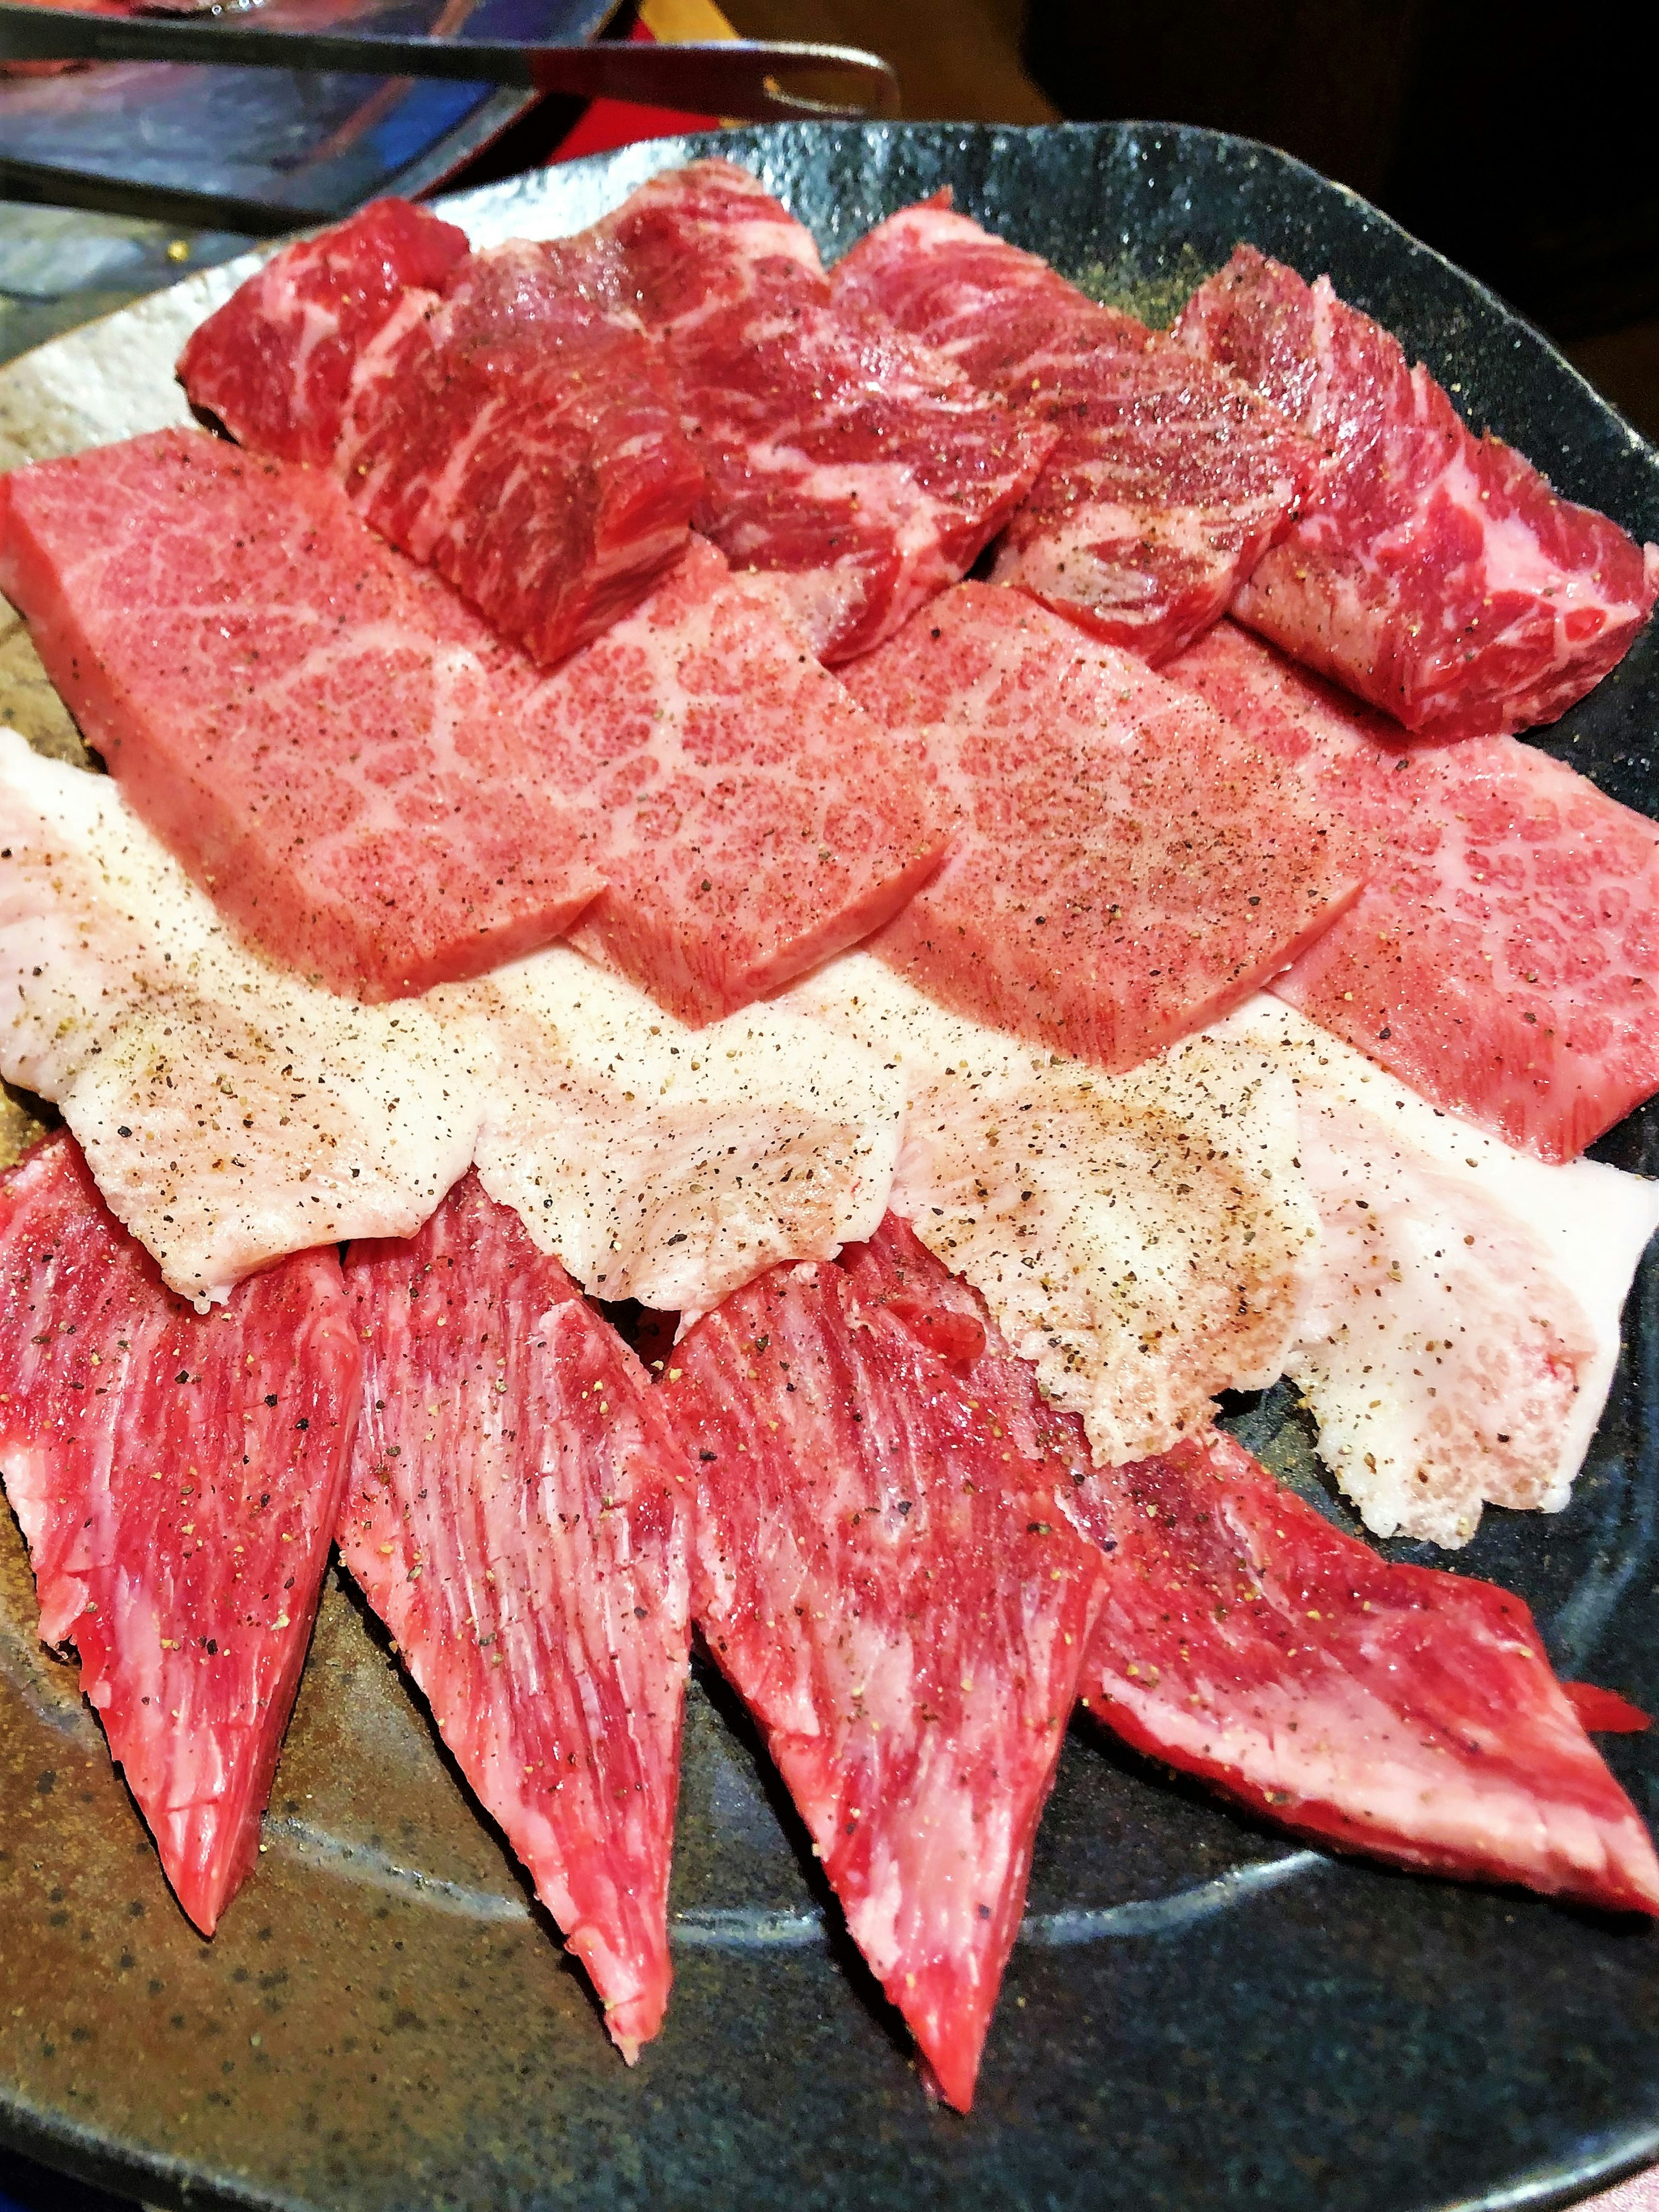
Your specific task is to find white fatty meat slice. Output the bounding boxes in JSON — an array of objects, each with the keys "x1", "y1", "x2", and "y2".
[{"x1": 1215, "y1": 997, "x2": 1659, "y2": 1546}]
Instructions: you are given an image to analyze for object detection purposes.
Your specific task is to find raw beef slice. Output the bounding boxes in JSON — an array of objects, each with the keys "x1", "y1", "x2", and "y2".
[
  {"x1": 662, "y1": 1255, "x2": 1101, "y2": 2108},
  {"x1": 1173, "y1": 620, "x2": 1659, "y2": 1159},
  {"x1": 840, "y1": 1215, "x2": 1659, "y2": 1916},
  {"x1": 332, "y1": 233, "x2": 705, "y2": 668},
  {"x1": 0, "y1": 1132, "x2": 362, "y2": 1932},
  {"x1": 0, "y1": 428, "x2": 604, "y2": 999},
  {"x1": 340, "y1": 1174, "x2": 691, "y2": 2057},
  {"x1": 842, "y1": 582, "x2": 1363, "y2": 1067},
  {"x1": 1176, "y1": 245, "x2": 1659, "y2": 738},
  {"x1": 513, "y1": 535, "x2": 949, "y2": 1023},
  {"x1": 603, "y1": 160, "x2": 1056, "y2": 662},
  {"x1": 177, "y1": 197, "x2": 470, "y2": 466},
  {"x1": 833, "y1": 195, "x2": 1321, "y2": 662}
]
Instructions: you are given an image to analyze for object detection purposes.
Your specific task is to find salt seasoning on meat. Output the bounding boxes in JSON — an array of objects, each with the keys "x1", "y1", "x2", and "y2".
[
  {"x1": 833, "y1": 194, "x2": 1321, "y2": 662},
  {"x1": 439, "y1": 944, "x2": 903, "y2": 1314},
  {"x1": 782, "y1": 955, "x2": 1318, "y2": 1464},
  {"x1": 0, "y1": 727, "x2": 486, "y2": 1302},
  {"x1": 1176, "y1": 245, "x2": 1659, "y2": 738},
  {"x1": 1213, "y1": 997, "x2": 1659, "y2": 1546},
  {"x1": 842, "y1": 1216, "x2": 1659, "y2": 1918},
  {"x1": 0, "y1": 429, "x2": 604, "y2": 999},
  {"x1": 0, "y1": 1132, "x2": 362, "y2": 1932},
  {"x1": 1173, "y1": 620, "x2": 1659, "y2": 1159},
  {"x1": 509, "y1": 538, "x2": 950, "y2": 1024},
  {"x1": 176, "y1": 197, "x2": 470, "y2": 467},
  {"x1": 603, "y1": 160, "x2": 1057, "y2": 663},
  {"x1": 661, "y1": 1254, "x2": 1101, "y2": 2108},
  {"x1": 340, "y1": 1174, "x2": 692, "y2": 2059},
  {"x1": 841, "y1": 581, "x2": 1364, "y2": 1068}
]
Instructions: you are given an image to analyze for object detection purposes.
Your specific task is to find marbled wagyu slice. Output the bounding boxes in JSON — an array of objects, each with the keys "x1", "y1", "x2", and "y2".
[
  {"x1": 842, "y1": 582, "x2": 1363, "y2": 1070},
  {"x1": 833, "y1": 194, "x2": 1319, "y2": 662},
  {"x1": 841, "y1": 1216, "x2": 1659, "y2": 1917},
  {"x1": 1176, "y1": 245, "x2": 1659, "y2": 738},
  {"x1": 514, "y1": 537, "x2": 948, "y2": 1024},
  {"x1": 605, "y1": 160, "x2": 1056, "y2": 662},
  {"x1": 1173, "y1": 620, "x2": 1659, "y2": 1160},
  {"x1": 0, "y1": 1132, "x2": 362, "y2": 1933},
  {"x1": 340, "y1": 1174, "x2": 692, "y2": 2059},
  {"x1": 0, "y1": 430, "x2": 603, "y2": 999},
  {"x1": 663, "y1": 1252, "x2": 1101, "y2": 2109}
]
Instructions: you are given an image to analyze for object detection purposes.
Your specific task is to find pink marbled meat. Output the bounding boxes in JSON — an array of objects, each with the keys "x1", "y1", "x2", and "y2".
[
  {"x1": 661, "y1": 1251, "x2": 1101, "y2": 2110},
  {"x1": 512, "y1": 535, "x2": 948, "y2": 1024},
  {"x1": 833, "y1": 196, "x2": 1320, "y2": 663},
  {"x1": 840, "y1": 1216, "x2": 1659, "y2": 1917},
  {"x1": 840, "y1": 582, "x2": 1363, "y2": 1068},
  {"x1": 602, "y1": 161, "x2": 1055, "y2": 663},
  {"x1": 1173, "y1": 620, "x2": 1659, "y2": 1160},
  {"x1": 0, "y1": 1133, "x2": 361, "y2": 1934},
  {"x1": 176, "y1": 197, "x2": 470, "y2": 467},
  {"x1": 331, "y1": 235, "x2": 705, "y2": 668},
  {"x1": 0, "y1": 429, "x2": 604, "y2": 999},
  {"x1": 1176, "y1": 245, "x2": 1659, "y2": 738},
  {"x1": 340, "y1": 1175, "x2": 691, "y2": 2060}
]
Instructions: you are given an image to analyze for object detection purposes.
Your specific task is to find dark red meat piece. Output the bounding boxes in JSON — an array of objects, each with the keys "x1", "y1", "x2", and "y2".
[
  {"x1": 841, "y1": 1215, "x2": 1659, "y2": 1916},
  {"x1": 339, "y1": 1174, "x2": 692, "y2": 2059},
  {"x1": 842, "y1": 582, "x2": 1364, "y2": 1069},
  {"x1": 0, "y1": 429, "x2": 604, "y2": 999},
  {"x1": 1563, "y1": 1684, "x2": 1652, "y2": 1734},
  {"x1": 334, "y1": 235, "x2": 705, "y2": 668},
  {"x1": 1176, "y1": 245, "x2": 1659, "y2": 738},
  {"x1": 176, "y1": 198, "x2": 470, "y2": 467},
  {"x1": 661, "y1": 1255, "x2": 1101, "y2": 2108},
  {"x1": 1171, "y1": 619, "x2": 1659, "y2": 1160},
  {"x1": 833, "y1": 194, "x2": 1320, "y2": 662},
  {"x1": 0, "y1": 1133, "x2": 361, "y2": 1934},
  {"x1": 603, "y1": 161, "x2": 1056, "y2": 663}
]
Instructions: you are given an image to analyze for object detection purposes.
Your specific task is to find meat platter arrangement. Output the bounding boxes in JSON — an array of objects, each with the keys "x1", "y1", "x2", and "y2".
[{"x1": 3, "y1": 137, "x2": 1659, "y2": 2142}]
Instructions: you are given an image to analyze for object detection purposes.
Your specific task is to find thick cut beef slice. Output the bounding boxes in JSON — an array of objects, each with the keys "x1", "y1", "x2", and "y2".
[
  {"x1": 0, "y1": 1132, "x2": 361, "y2": 1933},
  {"x1": 335, "y1": 235, "x2": 704, "y2": 668},
  {"x1": 833, "y1": 196, "x2": 1319, "y2": 662},
  {"x1": 604, "y1": 161, "x2": 1055, "y2": 663},
  {"x1": 1173, "y1": 620, "x2": 1659, "y2": 1159},
  {"x1": 0, "y1": 429, "x2": 604, "y2": 999},
  {"x1": 340, "y1": 1174, "x2": 691, "y2": 2058},
  {"x1": 842, "y1": 582, "x2": 1363, "y2": 1067},
  {"x1": 512, "y1": 535, "x2": 947, "y2": 1024},
  {"x1": 177, "y1": 197, "x2": 470, "y2": 466},
  {"x1": 1176, "y1": 245, "x2": 1659, "y2": 738},
  {"x1": 662, "y1": 1254, "x2": 1100, "y2": 2109},
  {"x1": 840, "y1": 1215, "x2": 1659, "y2": 1916}
]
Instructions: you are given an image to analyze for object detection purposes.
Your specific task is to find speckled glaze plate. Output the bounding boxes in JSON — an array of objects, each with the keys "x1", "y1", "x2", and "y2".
[{"x1": 3, "y1": 121, "x2": 1659, "y2": 2212}]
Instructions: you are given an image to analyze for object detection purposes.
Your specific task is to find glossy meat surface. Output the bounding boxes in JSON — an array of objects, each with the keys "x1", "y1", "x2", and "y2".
[
  {"x1": 606, "y1": 162, "x2": 1055, "y2": 663},
  {"x1": 663, "y1": 1254, "x2": 1100, "y2": 2107},
  {"x1": 842, "y1": 1216, "x2": 1659, "y2": 1916},
  {"x1": 1173, "y1": 620, "x2": 1659, "y2": 1159},
  {"x1": 833, "y1": 197, "x2": 1319, "y2": 662},
  {"x1": 0, "y1": 1133, "x2": 361, "y2": 1932},
  {"x1": 340, "y1": 1175, "x2": 691, "y2": 2058},
  {"x1": 1176, "y1": 245, "x2": 1659, "y2": 737},
  {"x1": 0, "y1": 430, "x2": 604, "y2": 999},
  {"x1": 842, "y1": 582, "x2": 1363, "y2": 1067},
  {"x1": 336, "y1": 236, "x2": 704, "y2": 668},
  {"x1": 176, "y1": 198, "x2": 470, "y2": 467}
]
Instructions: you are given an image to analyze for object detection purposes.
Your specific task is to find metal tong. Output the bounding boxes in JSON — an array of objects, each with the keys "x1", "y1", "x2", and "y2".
[{"x1": 0, "y1": 1, "x2": 900, "y2": 122}]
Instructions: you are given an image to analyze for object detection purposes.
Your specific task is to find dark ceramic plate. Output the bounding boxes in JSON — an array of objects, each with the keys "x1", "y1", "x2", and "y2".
[{"x1": 3, "y1": 120, "x2": 1659, "y2": 2212}]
